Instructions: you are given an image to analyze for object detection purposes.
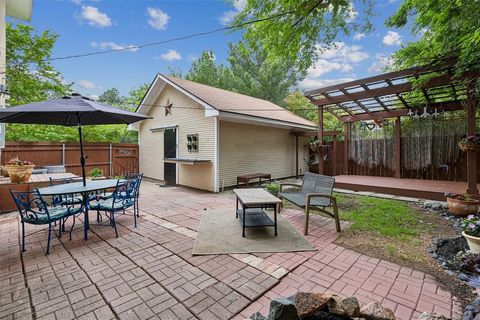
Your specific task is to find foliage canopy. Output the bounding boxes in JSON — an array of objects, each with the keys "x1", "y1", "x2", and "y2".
[
  {"x1": 387, "y1": 0, "x2": 480, "y2": 76},
  {"x1": 233, "y1": 0, "x2": 373, "y2": 74}
]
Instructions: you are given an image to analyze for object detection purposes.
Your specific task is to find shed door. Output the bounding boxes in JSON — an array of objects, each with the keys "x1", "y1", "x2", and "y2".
[{"x1": 164, "y1": 128, "x2": 177, "y2": 185}]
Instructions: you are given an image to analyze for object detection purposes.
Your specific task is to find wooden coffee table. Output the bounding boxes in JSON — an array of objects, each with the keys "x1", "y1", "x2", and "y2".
[{"x1": 233, "y1": 188, "x2": 282, "y2": 237}]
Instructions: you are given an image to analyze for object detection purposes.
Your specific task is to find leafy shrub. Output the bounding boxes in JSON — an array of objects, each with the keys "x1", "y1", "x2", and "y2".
[{"x1": 262, "y1": 181, "x2": 280, "y2": 195}]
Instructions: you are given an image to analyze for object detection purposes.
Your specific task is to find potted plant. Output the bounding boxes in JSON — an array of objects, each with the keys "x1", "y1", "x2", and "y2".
[
  {"x1": 88, "y1": 168, "x2": 105, "y2": 180},
  {"x1": 445, "y1": 192, "x2": 479, "y2": 217},
  {"x1": 459, "y1": 134, "x2": 480, "y2": 152},
  {"x1": 3, "y1": 157, "x2": 35, "y2": 183},
  {"x1": 461, "y1": 215, "x2": 480, "y2": 253}
]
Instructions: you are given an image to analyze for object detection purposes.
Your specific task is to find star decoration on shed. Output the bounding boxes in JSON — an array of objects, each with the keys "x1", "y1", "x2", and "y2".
[{"x1": 163, "y1": 98, "x2": 173, "y2": 116}]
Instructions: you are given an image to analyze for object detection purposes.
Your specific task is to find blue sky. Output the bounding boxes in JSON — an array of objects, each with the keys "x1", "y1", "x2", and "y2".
[{"x1": 8, "y1": 0, "x2": 414, "y2": 98}]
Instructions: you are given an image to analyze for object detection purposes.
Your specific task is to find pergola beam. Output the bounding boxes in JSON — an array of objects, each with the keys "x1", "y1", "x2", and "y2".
[
  {"x1": 310, "y1": 74, "x2": 454, "y2": 107},
  {"x1": 338, "y1": 101, "x2": 464, "y2": 122},
  {"x1": 304, "y1": 64, "x2": 450, "y2": 97}
]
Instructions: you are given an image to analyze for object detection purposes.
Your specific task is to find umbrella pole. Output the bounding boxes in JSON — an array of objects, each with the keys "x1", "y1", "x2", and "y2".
[{"x1": 78, "y1": 123, "x2": 87, "y2": 186}]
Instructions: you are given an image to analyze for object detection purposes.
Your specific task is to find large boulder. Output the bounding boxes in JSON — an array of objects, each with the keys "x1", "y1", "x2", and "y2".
[
  {"x1": 267, "y1": 298, "x2": 301, "y2": 320},
  {"x1": 360, "y1": 301, "x2": 396, "y2": 320},
  {"x1": 418, "y1": 312, "x2": 451, "y2": 320},
  {"x1": 293, "y1": 292, "x2": 333, "y2": 317}
]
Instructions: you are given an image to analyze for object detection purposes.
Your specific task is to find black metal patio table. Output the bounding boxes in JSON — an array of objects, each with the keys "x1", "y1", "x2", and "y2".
[
  {"x1": 37, "y1": 179, "x2": 119, "y2": 240},
  {"x1": 234, "y1": 188, "x2": 282, "y2": 237}
]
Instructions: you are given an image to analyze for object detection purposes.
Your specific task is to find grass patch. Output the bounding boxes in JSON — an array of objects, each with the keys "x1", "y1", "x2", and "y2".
[{"x1": 335, "y1": 194, "x2": 423, "y2": 238}]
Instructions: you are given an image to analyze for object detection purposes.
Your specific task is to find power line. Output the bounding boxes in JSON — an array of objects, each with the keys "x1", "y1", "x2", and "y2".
[{"x1": 47, "y1": 10, "x2": 296, "y2": 62}]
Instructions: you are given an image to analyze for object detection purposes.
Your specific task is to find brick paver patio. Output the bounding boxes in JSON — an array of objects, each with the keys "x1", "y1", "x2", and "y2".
[{"x1": 0, "y1": 181, "x2": 462, "y2": 320}]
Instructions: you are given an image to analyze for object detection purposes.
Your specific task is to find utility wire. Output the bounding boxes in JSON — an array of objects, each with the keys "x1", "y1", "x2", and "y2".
[{"x1": 47, "y1": 10, "x2": 296, "y2": 62}]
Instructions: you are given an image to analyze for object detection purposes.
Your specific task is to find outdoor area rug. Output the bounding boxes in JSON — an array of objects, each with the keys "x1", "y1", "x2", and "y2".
[{"x1": 192, "y1": 208, "x2": 316, "y2": 255}]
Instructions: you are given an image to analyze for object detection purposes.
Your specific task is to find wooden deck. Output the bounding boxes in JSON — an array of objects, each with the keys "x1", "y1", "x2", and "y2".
[{"x1": 334, "y1": 175, "x2": 478, "y2": 201}]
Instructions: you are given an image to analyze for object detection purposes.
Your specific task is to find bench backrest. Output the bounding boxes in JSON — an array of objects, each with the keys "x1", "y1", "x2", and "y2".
[{"x1": 301, "y1": 172, "x2": 335, "y2": 195}]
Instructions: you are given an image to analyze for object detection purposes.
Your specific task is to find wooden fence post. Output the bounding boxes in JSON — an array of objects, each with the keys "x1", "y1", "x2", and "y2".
[
  {"x1": 394, "y1": 117, "x2": 401, "y2": 178},
  {"x1": 109, "y1": 143, "x2": 113, "y2": 177}
]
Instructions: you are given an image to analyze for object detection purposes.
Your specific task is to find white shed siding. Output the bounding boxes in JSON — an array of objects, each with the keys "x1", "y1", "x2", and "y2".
[
  {"x1": 218, "y1": 121, "x2": 310, "y2": 188},
  {"x1": 139, "y1": 84, "x2": 216, "y2": 191}
]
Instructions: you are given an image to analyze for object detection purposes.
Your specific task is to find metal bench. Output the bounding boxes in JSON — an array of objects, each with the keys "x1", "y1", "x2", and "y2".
[
  {"x1": 279, "y1": 172, "x2": 341, "y2": 235},
  {"x1": 236, "y1": 173, "x2": 271, "y2": 188}
]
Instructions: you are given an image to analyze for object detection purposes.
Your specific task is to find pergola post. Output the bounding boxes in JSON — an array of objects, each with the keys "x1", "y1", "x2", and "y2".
[
  {"x1": 295, "y1": 135, "x2": 299, "y2": 178},
  {"x1": 318, "y1": 105, "x2": 324, "y2": 174},
  {"x1": 394, "y1": 117, "x2": 402, "y2": 178},
  {"x1": 343, "y1": 123, "x2": 349, "y2": 175},
  {"x1": 466, "y1": 80, "x2": 479, "y2": 196}
]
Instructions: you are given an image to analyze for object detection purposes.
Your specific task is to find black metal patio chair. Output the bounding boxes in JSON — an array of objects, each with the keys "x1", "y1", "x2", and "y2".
[
  {"x1": 125, "y1": 172, "x2": 143, "y2": 218},
  {"x1": 278, "y1": 172, "x2": 341, "y2": 235},
  {"x1": 89, "y1": 178, "x2": 139, "y2": 235},
  {"x1": 9, "y1": 189, "x2": 84, "y2": 255},
  {"x1": 49, "y1": 177, "x2": 84, "y2": 207}
]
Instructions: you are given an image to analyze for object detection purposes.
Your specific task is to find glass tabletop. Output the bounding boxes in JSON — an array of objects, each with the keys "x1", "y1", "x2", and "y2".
[{"x1": 37, "y1": 179, "x2": 119, "y2": 196}]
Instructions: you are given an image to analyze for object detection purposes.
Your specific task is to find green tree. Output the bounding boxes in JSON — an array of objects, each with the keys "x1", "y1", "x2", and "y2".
[
  {"x1": 227, "y1": 41, "x2": 299, "y2": 106},
  {"x1": 6, "y1": 23, "x2": 74, "y2": 142},
  {"x1": 98, "y1": 88, "x2": 125, "y2": 107},
  {"x1": 184, "y1": 51, "x2": 233, "y2": 90},
  {"x1": 386, "y1": 0, "x2": 480, "y2": 76},
  {"x1": 125, "y1": 83, "x2": 149, "y2": 109},
  {"x1": 233, "y1": 0, "x2": 373, "y2": 74},
  {"x1": 180, "y1": 43, "x2": 300, "y2": 107},
  {"x1": 6, "y1": 23, "x2": 71, "y2": 106},
  {"x1": 5, "y1": 23, "x2": 140, "y2": 143},
  {"x1": 284, "y1": 92, "x2": 341, "y2": 131}
]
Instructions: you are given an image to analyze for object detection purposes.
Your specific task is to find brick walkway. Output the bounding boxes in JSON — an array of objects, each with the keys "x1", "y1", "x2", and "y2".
[{"x1": 0, "y1": 182, "x2": 462, "y2": 320}]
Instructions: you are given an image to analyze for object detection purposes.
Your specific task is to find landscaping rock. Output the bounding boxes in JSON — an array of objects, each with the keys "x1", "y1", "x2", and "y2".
[
  {"x1": 293, "y1": 292, "x2": 332, "y2": 317},
  {"x1": 267, "y1": 298, "x2": 301, "y2": 320},
  {"x1": 341, "y1": 297, "x2": 360, "y2": 317},
  {"x1": 250, "y1": 312, "x2": 266, "y2": 320},
  {"x1": 423, "y1": 200, "x2": 447, "y2": 211},
  {"x1": 360, "y1": 301, "x2": 396, "y2": 320},
  {"x1": 326, "y1": 295, "x2": 346, "y2": 316},
  {"x1": 418, "y1": 312, "x2": 451, "y2": 320}
]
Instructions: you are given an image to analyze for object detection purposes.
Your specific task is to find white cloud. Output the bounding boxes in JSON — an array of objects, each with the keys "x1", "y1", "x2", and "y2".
[
  {"x1": 79, "y1": 5, "x2": 111, "y2": 28},
  {"x1": 219, "y1": 10, "x2": 238, "y2": 26},
  {"x1": 300, "y1": 42, "x2": 368, "y2": 91},
  {"x1": 318, "y1": 42, "x2": 369, "y2": 63},
  {"x1": 300, "y1": 77, "x2": 355, "y2": 91},
  {"x1": 218, "y1": 0, "x2": 246, "y2": 25},
  {"x1": 147, "y1": 7, "x2": 170, "y2": 30},
  {"x1": 78, "y1": 80, "x2": 96, "y2": 89},
  {"x1": 353, "y1": 33, "x2": 365, "y2": 41},
  {"x1": 159, "y1": 49, "x2": 182, "y2": 61},
  {"x1": 382, "y1": 31, "x2": 402, "y2": 46},
  {"x1": 307, "y1": 59, "x2": 353, "y2": 78},
  {"x1": 233, "y1": 0, "x2": 247, "y2": 11},
  {"x1": 368, "y1": 54, "x2": 394, "y2": 73},
  {"x1": 71, "y1": 0, "x2": 82, "y2": 4},
  {"x1": 91, "y1": 42, "x2": 138, "y2": 52}
]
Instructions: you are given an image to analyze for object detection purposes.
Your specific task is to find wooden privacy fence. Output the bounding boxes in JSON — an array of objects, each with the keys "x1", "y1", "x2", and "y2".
[
  {"x1": 0, "y1": 142, "x2": 138, "y2": 177},
  {"x1": 318, "y1": 139, "x2": 480, "y2": 182}
]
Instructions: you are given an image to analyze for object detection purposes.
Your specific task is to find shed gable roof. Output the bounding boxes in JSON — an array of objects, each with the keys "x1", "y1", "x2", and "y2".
[{"x1": 137, "y1": 74, "x2": 316, "y2": 130}]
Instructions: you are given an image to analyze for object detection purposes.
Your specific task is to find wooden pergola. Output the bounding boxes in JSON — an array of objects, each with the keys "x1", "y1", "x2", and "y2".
[{"x1": 304, "y1": 63, "x2": 479, "y2": 197}]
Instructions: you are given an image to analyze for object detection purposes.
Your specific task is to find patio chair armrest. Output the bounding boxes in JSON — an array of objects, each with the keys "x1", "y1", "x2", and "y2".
[
  {"x1": 279, "y1": 183, "x2": 301, "y2": 192},
  {"x1": 306, "y1": 193, "x2": 337, "y2": 206}
]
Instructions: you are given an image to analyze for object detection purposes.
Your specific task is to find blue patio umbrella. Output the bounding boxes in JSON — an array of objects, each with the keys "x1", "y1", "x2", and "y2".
[{"x1": 0, "y1": 94, "x2": 149, "y2": 186}]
